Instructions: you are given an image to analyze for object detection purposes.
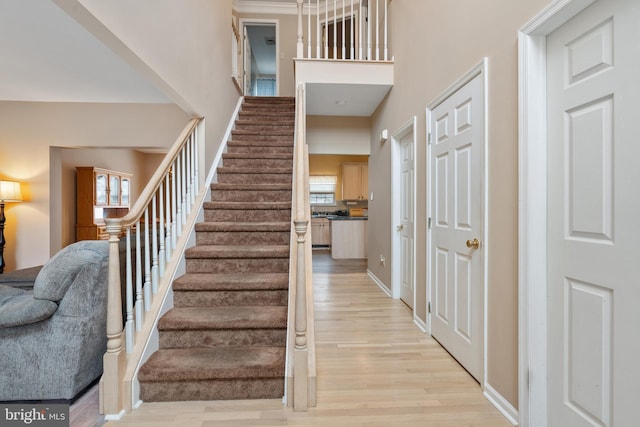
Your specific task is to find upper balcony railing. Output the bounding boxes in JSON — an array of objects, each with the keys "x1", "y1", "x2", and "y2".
[{"x1": 296, "y1": 0, "x2": 390, "y2": 61}]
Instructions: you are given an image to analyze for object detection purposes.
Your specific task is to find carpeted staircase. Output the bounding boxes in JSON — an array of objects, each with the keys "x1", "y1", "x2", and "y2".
[{"x1": 138, "y1": 96, "x2": 295, "y2": 402}]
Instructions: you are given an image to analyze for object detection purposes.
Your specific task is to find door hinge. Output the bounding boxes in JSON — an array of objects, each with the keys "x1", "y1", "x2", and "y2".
[
  {"x1": 428, "y1": 301, "x2": 431, "y2": 314},
  {"x1": 428, "y1": 217, "x2": 432, "y2": 229},
  {"x1": 428, "y1": 132, "x2": 432, "y2": 145}
]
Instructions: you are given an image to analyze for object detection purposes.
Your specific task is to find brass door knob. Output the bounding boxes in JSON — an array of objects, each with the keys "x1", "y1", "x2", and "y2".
[
  {"x1": 466, "y1": 238, "x2": 480, "y2": 249},
  {"x1": 396, "y1": 224, "x2": 404, "y2": 231}
]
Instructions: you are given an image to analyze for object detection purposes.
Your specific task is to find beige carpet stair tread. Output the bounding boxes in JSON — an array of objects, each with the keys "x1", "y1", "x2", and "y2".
[
  {"x1": 159, "y1": 306, "x2": 287, "y2": 330},
  {"x1": 173, "y1": 273, "x2": 289, "y2": 291},
  {"x1": 204, "y1": 201, "x2": 291, "y2": 209},
  {"x1": 185, "y1": 244, "x2": 290, "y2": 259},
  {"x1": 138, "y1": 347, "x2": 286, "y2": 382},
  {"x1": 195, "y1": 222, "x2": 290, "y2": 232},
  {"x1": 217, "y1": 167, "x2": 293, "y2": 174},
  {"x1": 209, "y1": 183, "x2": 291, "y2": 191}
]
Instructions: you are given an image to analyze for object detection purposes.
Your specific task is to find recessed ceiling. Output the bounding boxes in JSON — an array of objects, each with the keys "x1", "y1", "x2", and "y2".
[{"x1": 0, "y1": 0, "x2": 169, "y2": 103}]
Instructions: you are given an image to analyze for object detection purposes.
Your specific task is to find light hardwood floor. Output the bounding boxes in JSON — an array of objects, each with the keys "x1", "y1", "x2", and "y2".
[{"x1": 105, "y1": 252, "x2": 511, "y2": 427}]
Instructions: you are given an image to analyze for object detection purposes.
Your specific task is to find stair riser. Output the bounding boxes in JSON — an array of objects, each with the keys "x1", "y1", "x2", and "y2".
[
  {"x1": 196, "y1": 231, "x2": 290, "y2": 245},
  {"x1": 217, "y1": 173, "x2": 292, "y2": 184},
  {"x1": 222, "y1": 158, "x2": 293, "y2": 169},
  {"x1": 227, "y1": 145, "x2": 293, "y2": 154},
  {"x1": 159, "y1": 329, "x2": 286, "y2": 348},
  {"x1": 186, "y1": 258, "x2": 290, "y2": 274},
  {"x1": 140, "y1": 379, "x2": 284, "y2": 402},
  {"x1": 174, "y1": 289, "x2": 288, "y2": 307},
  {"x1": 203, "y1": 209, "x2": 291, "y2": 222},
  {"x1": 210, "y1": 190, "x2": 291, "y2": 203}
]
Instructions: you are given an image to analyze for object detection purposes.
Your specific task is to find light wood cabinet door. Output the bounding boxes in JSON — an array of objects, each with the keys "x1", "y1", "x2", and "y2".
[
  {"x1": 311, "y1": 218, "x2": 331, "y2": 246},
  {"x1": 342, "y1": 163, "x2": 368, "y2": 200}
]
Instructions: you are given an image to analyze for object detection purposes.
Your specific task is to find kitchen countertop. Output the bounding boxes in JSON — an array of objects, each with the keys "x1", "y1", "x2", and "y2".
[{"x1": 311, "y1": 215, "x2": 368, "y2": 220}]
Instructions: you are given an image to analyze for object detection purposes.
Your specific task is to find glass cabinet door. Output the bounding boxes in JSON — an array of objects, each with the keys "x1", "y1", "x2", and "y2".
[
  {"x1": 109, "y1": 175, "x2": 120, "y2": 205},
  {"x1": 121, "y1": 178, "x2": 130, "y2": 206},
  {"x1": 95, "y1": 173, "x2": 108, "y2": 205}
]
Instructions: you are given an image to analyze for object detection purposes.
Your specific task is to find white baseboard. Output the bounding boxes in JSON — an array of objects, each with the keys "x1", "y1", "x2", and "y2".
[
  {"x1": 483, "y1": 382, "x2": 519, "y2": 426},
  {"x1": 367, "y1": 269, "x2": 392, "y2": 297},
  {"x1": 413, "y1": 315, "x2": 427, "y2": 333}
]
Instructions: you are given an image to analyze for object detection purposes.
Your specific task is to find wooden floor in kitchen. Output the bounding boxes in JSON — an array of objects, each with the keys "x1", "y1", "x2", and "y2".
[{"x1": 104, "y1": 250, "x2": 511, "y2": 427}]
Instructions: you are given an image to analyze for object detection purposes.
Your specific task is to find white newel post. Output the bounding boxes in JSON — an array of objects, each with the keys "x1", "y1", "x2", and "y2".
[
  {"x1": 103, "y1": 218, "x2": 125, "y2": 417},
  {"x1": 296, "y1": 0, "x2": 304, "y2": 58},
  {"x1": 293, "y1": 219, "x2": 308, "y2": 411},
  {"x1": 293, "y1": 83, "x2": 309, "y2": 411}
]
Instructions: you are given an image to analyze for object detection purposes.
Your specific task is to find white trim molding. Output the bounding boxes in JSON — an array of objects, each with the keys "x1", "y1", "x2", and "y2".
[
  {"x1": 484, "y1": 383, "x2": 519, "y2": 426},
  {"x1": 367, "y1": 269, "x2": 392, "y2": 297},
  {"x1": 517, "y1": 1, "x2": 596, "y2": 427}
]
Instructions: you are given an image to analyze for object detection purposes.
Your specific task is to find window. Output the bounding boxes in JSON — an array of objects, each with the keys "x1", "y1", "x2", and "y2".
[
  {"x1": 256, "y1": 78, "x2": 276, "y2": 96},
  {"x1": 309, "y1": 175, "x2": 337, "y2": 206}
]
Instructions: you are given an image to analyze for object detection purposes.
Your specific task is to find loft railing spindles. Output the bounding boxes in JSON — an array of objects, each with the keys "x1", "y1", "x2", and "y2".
[
  {"x1": 316, "y1": 0, "x2": 320, "y2": 58},
  {"x1": 384, "y1": 0, "x2": 388, "y2": 60},
  {"x1": 333, "y1": 0, "x2": 337, "y2": 59},
  {"x1": 341, "y1": 0, "x2": 346, "y2": 59},
  {"x1": 307, "y1": 0, "x2": 311, "y2": 58},
  {"x1": 172, "y1": 158, "x2": 179, "y2": 242},
  {"x1": 296, "y1": 0, "x2": 304, "y2": 58},
  {"x1": 350, "y1": 0, "x2": 354, "y2": 60}
]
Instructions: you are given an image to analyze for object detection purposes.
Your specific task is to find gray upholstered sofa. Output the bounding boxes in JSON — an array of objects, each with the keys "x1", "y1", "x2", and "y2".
[{"x1": 0, "y1": 240, "x2": 109, "y2": 401}]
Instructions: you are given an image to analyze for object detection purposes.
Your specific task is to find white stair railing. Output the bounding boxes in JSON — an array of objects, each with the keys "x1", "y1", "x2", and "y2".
[
  {"x1": 101, "y1": 117, "x2": 204, "y2": 418},
  {"x1": 296, "y1": 0, "x2": 389, "y2": 61}
]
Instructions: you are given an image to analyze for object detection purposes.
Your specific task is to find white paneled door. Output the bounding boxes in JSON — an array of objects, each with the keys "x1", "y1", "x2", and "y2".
[
  {"x1": 547, "y1": 0, "x2": 640, "y2": 424},
  {"x1": 399, "y1": 128, "x2": 415, "y2": 309},
  {"x1": 429, "y1": 70, "x2": 484, "y2": 382}
]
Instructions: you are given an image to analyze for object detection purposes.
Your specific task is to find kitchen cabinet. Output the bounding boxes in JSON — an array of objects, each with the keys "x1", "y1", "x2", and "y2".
[
  {"x1": 76, "y1": 167, "x2": 132, "y2": 241},
  {"x1": 342, "y1": 163, "x2": 368, "y2": 200},
  {"x1": 311, "y1": 217, "x2": 331, "y2": 247},
  {"x1": 331, "y1": 219, "x2": 367, "y2": 259}
]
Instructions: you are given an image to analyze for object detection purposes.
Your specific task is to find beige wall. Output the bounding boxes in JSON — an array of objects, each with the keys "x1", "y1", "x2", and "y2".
[
  {"x1": 77, "y1": 0, "x2": 240, "y2": 167},
  {"x1": 307, "y1": 116, "x2": 371, "y2": 155},
  {"x1": 368, "y1": 0, "x2": 552, "y2": 408},
  {"x1": 0, "y1": 101, "x2": 188, "y2": 270}
]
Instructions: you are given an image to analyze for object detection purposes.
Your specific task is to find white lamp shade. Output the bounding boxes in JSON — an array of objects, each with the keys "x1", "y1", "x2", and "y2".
[{"x1": 0, "y1": 180, "x2": 23, "y2": 202}]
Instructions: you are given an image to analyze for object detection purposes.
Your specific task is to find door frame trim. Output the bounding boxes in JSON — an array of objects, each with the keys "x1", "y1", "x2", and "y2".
[
  {"x1": 238, "y1": 18, "x2": 280, "y2": 96},
  {"x1": 426, "y1": 58, "x2": 488, "y2": 386},
  {"x1": 517, "y1": 1, "x2": 596, "y2": 426},
  {"x1": 391, "y1": 117, "x2": 417, "y2": 310}
]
